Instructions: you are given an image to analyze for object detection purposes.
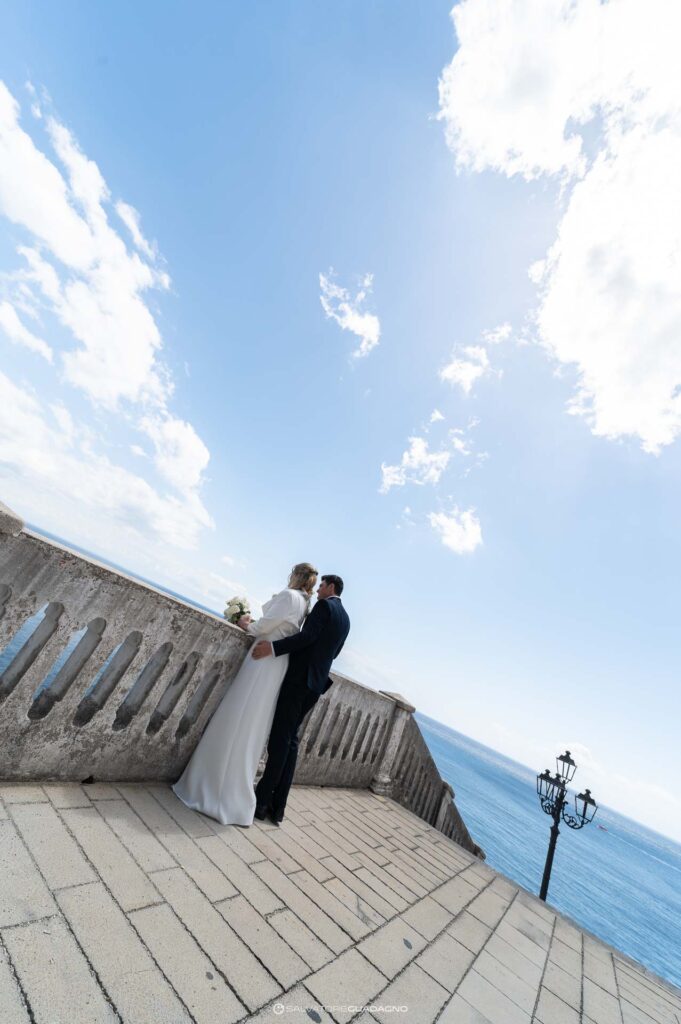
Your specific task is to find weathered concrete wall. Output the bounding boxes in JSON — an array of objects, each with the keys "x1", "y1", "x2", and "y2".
[{"x1": 0, "y1": 504, "x2": 483, "y2": 857}]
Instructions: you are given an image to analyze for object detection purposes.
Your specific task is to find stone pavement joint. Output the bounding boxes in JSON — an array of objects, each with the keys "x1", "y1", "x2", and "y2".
[{"x1": 0, "y1": 782, "x2": 678, "y2": 1024}]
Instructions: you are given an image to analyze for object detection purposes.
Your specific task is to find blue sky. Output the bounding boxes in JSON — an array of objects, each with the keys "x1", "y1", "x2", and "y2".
[{"x1": 1, "y1": 1, "x2": 681, "y2": 841}]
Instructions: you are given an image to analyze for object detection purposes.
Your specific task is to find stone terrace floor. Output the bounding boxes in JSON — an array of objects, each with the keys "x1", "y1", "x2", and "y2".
[{"x1": 0, "y1": 784, "x2": 679, "y2": 1024}]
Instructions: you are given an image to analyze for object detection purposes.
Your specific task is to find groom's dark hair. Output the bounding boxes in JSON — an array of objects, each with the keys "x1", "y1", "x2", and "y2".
[{"x1": 322, "y1": 574, "x2": 344, "y2": 596}]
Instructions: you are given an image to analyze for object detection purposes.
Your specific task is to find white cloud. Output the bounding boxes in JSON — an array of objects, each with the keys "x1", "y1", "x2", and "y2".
[
  {"x1": 430, "y1": 408, "x2": 445, "y2": 423},
  {"x1": 0, "y1": 80, "x2": 213, "y2": 553},
  {"x1": 115, "y1": 200, "x2": 156, "y2": 260},
  {"x1": 319, "y1": 270, "x2": 380, "y2": 359},
  {"x1": 439, "y1": 0, "x2": 681, "y2": 453},
  {"x1": 0, "y1": 372, "x2": 212, "y2": 550},
  {"x1": 440, "y1": 344, "x2": 490, "y2": 394},
  {"x1": 429, "y1": 506, "x2": 482, "y2": 554},
  {"x1": 380, "y1": 436, "x2": 451, "y2": 493},
  {"x1": 140, "y1": 414, "x2": 210, "y2": 491},
  {"x1": 0, "y1": 80, "x2": 171, "y2": 408},
  {"x1": 483, "y1": 322, "x2": 512, "y2": 345},
  {"x1": 0, "y1": 300, "x2": 52, "y2": 361}
]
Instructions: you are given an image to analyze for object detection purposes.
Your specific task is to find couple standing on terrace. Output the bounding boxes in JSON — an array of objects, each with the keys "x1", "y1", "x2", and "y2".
[{"x1": 173, "y1": 564, "x2": 350, "y2": 828}]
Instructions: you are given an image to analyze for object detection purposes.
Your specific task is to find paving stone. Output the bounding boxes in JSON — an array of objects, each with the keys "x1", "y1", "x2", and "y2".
[
  {"x1": 119, "y1": 788, "x2": 237, "y2": 900},
  {"x1": 247, "y1": 983, "x2": 336, "y2": 1024},
  {"x1": 431, "y1": 873, "x2": 479, "y2": 916},
  {"x1": 548, "y1": 936, "x2": 583, "y2": 978},
  {"x1": 467, "y1": 888, "x2": 513, "y2": 929},
  {"x1": 267, "y1": 908, "x2": 335, "y2": 971},
  {"x1": 265, "y1": 827, "x2": 335, "y2": 882},
  {"x1": 2, "y1": 914, "x2": 117, "y2": 1024},
  {"x1": 447, "y1": 909, "x2": 493, "y2": 953},
  {"x1": 439, "y1": 993, "x2": 496, "y2": 1023},
  {"x1": 306, "y1": 948, "x2": 386, "y2": 1023},
  {"x1": 0, "y1": 941, "x2": 31, "y2": 1023},
  {"x1": 585, "y1": 949, "x2": 619, "y2": 995},
  {"x1": 45, "y1": 785, "x2": 92, "y2": 809},
  {"x1": 416, "y1": 931, "x2": 475, "y2": 993},
  {"x1": 79, "y1": 783, "x2": 120, "y2": 800},
  {"x1": 9, "y1": 802, "x2": 95, "y2": 890},
  {"x1": 150, "y1": 867, "x2": 282, "y2": 1011},
  {"x1": 0, "y1": 799, "x2": 7, "y2": 820},
  {"x1": 375, "y1": 857, "x2": 429, "y2": 899},
  {"x1": 288, "y1": 868, "x2": 372, "y2": 941},
  {"x1": 56, "y1": 881, "x2": 192, "y2": 1024},
  {"x1": 473, "y1": 947, "x2": 538, "y2": 1013},
  {"x1": 247, "y1": 824, "x2": 304, "y2": 873},
  {"x1": 357, "y1": 917, "x2": 427, "y2": 978},
  {"x1": 252, "y1": 859, "x2": 353, "y2": 954},
  {"x1": 217, "y1": 894, "x2": 308, "y2": 989},
  {"x1": 303, "y1": 820, "x2": 362, "y2": 859},
  {"x1": 324, "y1": 876, "x2": 386, "y2": 931},
  {"x1": 130, "y1": 902, "x2": 245, "y2": 1024},
  {"x1": 554, "y1": 917, "x2": 583, "y2": 952},
  {"x1": 0, "y1": 820, "x2": 57, "y2": 926},
  {"x1": 371, "y1": 962, "x2": 449, "y2": 1024},
  {"x1": 319, "y1": 855, "x2": 402, "y2": 919},
  {"x1": 583, "y1": 977, "x2": 625, "y2": 1024},
  {"x1": 543, "y1": 958, "x2": 582, "y2": 1008},
  {"x1": 401, "y1": 894, "x2": 452, "y2": 941},
  {"x1": 145, "y1": 784, "x2": 216, "y2": 837},
  {"x1": 355, "y1": 866, "x2": 410, "y2": 913},
  {"x1": 495, "y1": 921, "x2": 548, "y2": 968},
  {"x1": 196, "y1": 834, "x2": 283, "y2": 913},
  {"x1": 281, "y1": 819, "x2": 349, "y2": 864},
  {"x1": 0, "y1": 786, "x2": 46, "y2": 804},
  {"x1": 60, "y1": 807, "x2": 160, "y2": 911},
  {"x1": 354, "y1": 852, "x2": 417, "y2": 904},
  {"x1": 300, "y1": 824, "x2": 361, "y2": 869},
  {"x1": 94, "y1": 798, "x2": 176, "y2": 873},
  {"x1": 208, "y1": 818, "x2": 266, "y2": 863},
  {"x1": 457, "y1": 968, "x2": 531, "y2": 1024},
  {"x1": 619, "y1": 997, "x2": 663, "y2": 1023},
  {"x1": 484, "y1": 932, "x2": 544, "y2": 988},
  {"x1": 535, "y1": 986, "x2": 581, "y2": 1024}
]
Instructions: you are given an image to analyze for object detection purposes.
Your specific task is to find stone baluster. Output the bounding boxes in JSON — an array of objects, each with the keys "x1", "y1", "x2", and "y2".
[
  {"x1": 370, "y1": 690, "x2": 416, "y2": 797},
  {"x1": 434, "y1": 780, "x2": 455, "y2": 832}
]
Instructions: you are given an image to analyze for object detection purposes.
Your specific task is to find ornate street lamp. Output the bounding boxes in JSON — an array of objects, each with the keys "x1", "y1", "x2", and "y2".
[{"x1": 536, "y1": 751, "x2": 598, "y2": 901}]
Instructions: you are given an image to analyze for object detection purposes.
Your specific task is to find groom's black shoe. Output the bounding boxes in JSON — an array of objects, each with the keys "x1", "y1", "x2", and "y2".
[
  {"x1": 254, "y1": 803, "x2": 270, "y2": 821},
  {"x1": 269, "y1": 807, "x2": 284, "y2": 826}
]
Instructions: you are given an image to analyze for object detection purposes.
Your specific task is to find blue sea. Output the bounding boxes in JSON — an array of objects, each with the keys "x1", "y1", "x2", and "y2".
[{"x1": 417, "y1": 712, "x2": 681, "y2": 991}]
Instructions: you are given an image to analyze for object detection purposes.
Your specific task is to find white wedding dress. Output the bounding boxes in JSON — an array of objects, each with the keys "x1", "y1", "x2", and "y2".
[{"x1": 172, "y1": 587, "x2": 307, "y2": 826}]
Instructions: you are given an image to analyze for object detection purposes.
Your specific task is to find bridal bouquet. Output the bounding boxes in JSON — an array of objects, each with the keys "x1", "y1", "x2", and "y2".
[{"x1": 225, "y1": 596, "x2": 250, "y2": 625}]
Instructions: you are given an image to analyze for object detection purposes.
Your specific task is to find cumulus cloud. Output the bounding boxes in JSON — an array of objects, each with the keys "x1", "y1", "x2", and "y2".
[
  {"x1": 429, "y1": 506, "x2": 483, "y2": 554},
  {"x1": 0, "y1": 301, "x2": 52, "y2": 361},
  {"x1": 0, "y1": 372, "x2": 212, "y2": 549},
  {"x1": 380, "y1": 436, "x2": 452, "y2": 493},
  {"x1": 440, "y1": 344, "x2": 491, "y2": 394},
  {"x1": 439, "y1": 0, "x2": 681, "y2": 453},
  {"x1": 140, "y1": 414, "x2": 210, "y2": 491},
  {"x1": 0, "y1": 80, "x2": 212, "y2": 545},
  {"x1": 430, "y1": 408, "x2": 445, "y2": 423},
  {"x1": 319, "y1": 270, "x2": 380, "y2": 359},
  {"x1": 0, "y1": 80, "x2": 170, "y2": 408}
]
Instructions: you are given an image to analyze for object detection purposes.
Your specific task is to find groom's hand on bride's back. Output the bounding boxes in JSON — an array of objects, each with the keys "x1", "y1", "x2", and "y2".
[{"x1": 252, "y1": 641, "x2": 273, "y2": 659}]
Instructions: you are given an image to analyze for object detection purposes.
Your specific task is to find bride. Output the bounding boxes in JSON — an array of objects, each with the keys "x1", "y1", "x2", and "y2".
[{"x1": 172, "y1": 562, "x2": 317, "y2": 826}]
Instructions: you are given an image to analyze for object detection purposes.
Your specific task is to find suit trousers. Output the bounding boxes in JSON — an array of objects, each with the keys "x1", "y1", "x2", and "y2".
[{"x1": 255, "y1": 673, "x2": 319, "y2": 815}]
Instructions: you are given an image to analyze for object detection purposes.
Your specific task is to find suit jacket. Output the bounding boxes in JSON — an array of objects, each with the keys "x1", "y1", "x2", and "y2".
[{"x1": 272, "y1": 596, "x2": 350, "y2": 695}]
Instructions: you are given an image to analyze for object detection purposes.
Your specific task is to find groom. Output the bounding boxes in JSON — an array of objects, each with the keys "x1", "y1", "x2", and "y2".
[{"x1": 251, "y1": 574, "x2": 350, "y2": 824}]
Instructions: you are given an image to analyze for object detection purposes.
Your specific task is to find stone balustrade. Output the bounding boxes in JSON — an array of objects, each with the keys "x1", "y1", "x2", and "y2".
[{"x1": 0, "y1": 499, "x2": 483, "y2": 858}]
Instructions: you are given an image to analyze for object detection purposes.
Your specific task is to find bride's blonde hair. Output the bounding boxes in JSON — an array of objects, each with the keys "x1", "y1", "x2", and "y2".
[{"x1": 288, "y1": 562, "x2": 318, "y2": 596}]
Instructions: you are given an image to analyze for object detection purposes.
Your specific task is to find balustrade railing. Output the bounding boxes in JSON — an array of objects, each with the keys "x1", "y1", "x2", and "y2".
[{"x1": 0, "y1": 500, "x2": 483, "y2": 858}]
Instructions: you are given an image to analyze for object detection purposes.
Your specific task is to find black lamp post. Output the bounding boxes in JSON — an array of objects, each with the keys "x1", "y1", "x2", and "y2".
[{"x1": 536, "y1": 750, "x2": 598, "y2": 902}]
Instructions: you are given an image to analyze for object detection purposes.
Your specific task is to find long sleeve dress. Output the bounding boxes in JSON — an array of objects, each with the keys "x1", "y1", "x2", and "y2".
[{"x1": 172, "y1": 587, "x2": 307, "y2": 825}]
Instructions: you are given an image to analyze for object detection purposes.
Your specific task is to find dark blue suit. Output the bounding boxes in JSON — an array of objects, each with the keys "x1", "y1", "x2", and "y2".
[{"x1": 255, "y1": 596, "x2": 350, "y2": 816}]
